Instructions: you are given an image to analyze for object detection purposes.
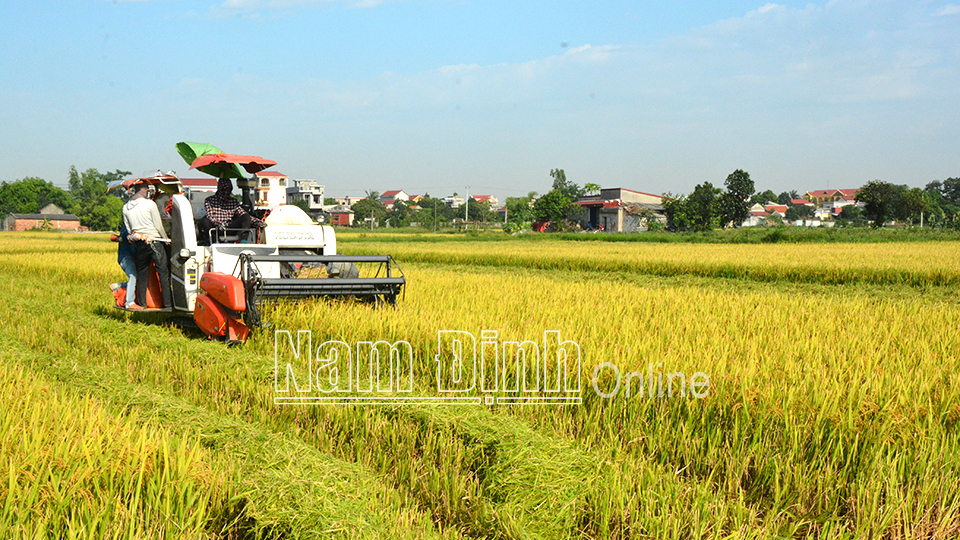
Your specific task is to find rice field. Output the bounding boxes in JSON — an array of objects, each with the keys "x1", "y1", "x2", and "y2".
[{"x1": 1, "y1": 231, "x2": 958, "y2": 539}]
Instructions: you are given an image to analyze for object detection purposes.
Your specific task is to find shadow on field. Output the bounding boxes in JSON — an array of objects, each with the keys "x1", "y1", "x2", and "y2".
[{"x1": 93, "y1": 305, "x2": 208, "y2": 340}]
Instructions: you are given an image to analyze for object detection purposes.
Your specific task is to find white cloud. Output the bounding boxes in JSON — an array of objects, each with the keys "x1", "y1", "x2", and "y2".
[
  {"x1": 563, "y1": 44, "x2": 621, "y2": 63},
  {"x1": 753, "y1": 3, "x2": 785, "y2": 15},
  {"x1": 935, "y1": 4, "x2": 960, "y2": 16},
  {"x1": 101, "y1": 0, "x2": 959, "y2": 194}
]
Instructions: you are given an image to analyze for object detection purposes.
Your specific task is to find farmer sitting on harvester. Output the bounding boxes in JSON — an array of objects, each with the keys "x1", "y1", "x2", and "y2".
[{"x1": 198, "y1": 178, "x2": 266, "y2": 242}]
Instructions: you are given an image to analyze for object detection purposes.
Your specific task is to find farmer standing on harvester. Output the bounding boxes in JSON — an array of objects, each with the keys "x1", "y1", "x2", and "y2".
[{"x1": 122, "y1": 181, "x2": 172, "y2": 310}]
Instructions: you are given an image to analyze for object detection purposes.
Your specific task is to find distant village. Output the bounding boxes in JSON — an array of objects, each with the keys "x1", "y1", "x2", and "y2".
[
  {"x1": 2, "y1": 167, "x2": 864, "y2": 233},
  {"x1": 169, "y1": 171, "x2": 860, "y2": 232}
]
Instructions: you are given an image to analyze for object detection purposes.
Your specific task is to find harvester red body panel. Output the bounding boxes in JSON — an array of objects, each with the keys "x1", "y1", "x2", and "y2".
[
  {"x1": 193, "y1": 293, "x2": 250, "y2": 343},
  {"x1": 194, "y1": 294, "x2": 229, "y2": 337},
  {"x1": 145, "y1": 261, "x2": 164, "y2": 308},
  {"x1": 199, "y1": 272, "x2": 246, "y2": 311}
]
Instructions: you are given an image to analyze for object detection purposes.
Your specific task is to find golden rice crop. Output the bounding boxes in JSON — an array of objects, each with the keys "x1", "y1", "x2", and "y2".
[
  {"x1": 1, "y1": 231, "x2": 958, "y2": 538},
  {"x1": 340, "y1": 239, "x2": 960, "y2": 286},
  {"x1": 0, "y1": 363, "x2": 227, "y2": 539}
]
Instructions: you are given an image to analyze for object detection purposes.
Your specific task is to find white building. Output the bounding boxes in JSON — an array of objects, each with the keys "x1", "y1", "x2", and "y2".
[
  {"x1": 442, "y1": 195, "x2": 465, "y2": 208},
  {"x1": 331, "y1": 196, "x2": 367, "y2": 208},
  {"x1": 287, "y1": 179, "x2": 325, "y2": 212},
  {"x1": 254, "y1": 171, "x2": 288, "y2": 207}
]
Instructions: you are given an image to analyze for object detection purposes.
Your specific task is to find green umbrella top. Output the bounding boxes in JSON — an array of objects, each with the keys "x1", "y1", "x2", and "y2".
[{"x1": 175, "y1": 141, "x2": 245, "y2": 179}]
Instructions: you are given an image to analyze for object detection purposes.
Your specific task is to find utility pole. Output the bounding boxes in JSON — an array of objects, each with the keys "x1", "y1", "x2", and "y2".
[{"x1": 465, "y1": 185, "x2": 470, "y2": 229}]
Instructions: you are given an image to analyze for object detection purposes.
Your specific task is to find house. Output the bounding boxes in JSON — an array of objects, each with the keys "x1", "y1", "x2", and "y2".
[
  {"x1": 330, "y1": 196, "x2": 367, "y2": 208},
  {"x1": 4, "y1": 210, "x2": 81, "y2": 231},
  {"x1": 803, "y1": 189, "x2": 863, "y2": 221},
  {"x1": 254, "y1": 171, "x2": 288, "y2": 206},
  {"x1": 575, "y1": 188, "x2": 666, "y2": 232},
  {"x1": 442, "y1": 195, "x2": 465, "y2": 208},
  {"x1": 743, "y1": 210, "x2": 771, "y2": 227},
  {"x1": 380, "y1": 190, "x2": 409, "y2": 208},
  {"x1": 286, "y1": 179, "x2": 325, "y2": 213},
  {"x1": 327, "y1": 205, "x2": 355, "y2": 226},
  {"x1": 764, "y1": 204, "x2": 787, "y2": 217},
  {"x1": 472, "y1": 195, "x2": 499, "y2": 208},
  {"x1": 804, "y1": 189, "x2": 859, "y2": 205},
  {"x1": 790, "y1": 199, "x2": 815, "y2": 207}
]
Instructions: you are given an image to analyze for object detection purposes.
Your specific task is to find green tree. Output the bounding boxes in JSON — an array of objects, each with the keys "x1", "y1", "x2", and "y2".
[
  {"x1": 292, "y1": 199, "x2": 311, "y2": 214},
  {"x1": 834, "y1": 205, "x2": 866, "y2": 226},
  {"x1": 777, "y1": 190, "x2": 800, "y2": 205},
  {"x1": 785, "y1": 203, "x2": 815, "y2": 222},
  {"x1": 661, "y1": 193, "x2": 691, "y2": 231},
  {"x1": 584, "y1": 183, "x2": 601, "y2": 195},
  {"x1": 898, "y1": 188, "x2": 931, "y2": 224},
  {"x1": 931, "y1": 178, "x2": 960, "y2": 205},
  {"x1": 550, "y1": 169, "x2": 583, "y2": 202},
  {"x1": 466, "y1": 197, "x2": 493, "y2": 222},
  {"x1": 351, "y1": 198, "x2": 387, "y2": 226},
  {"x1": 750, "y1": 189, "x2": 778, "y2": 206},
  {"x1": 387, "y1": 200, "x2": 412, "y2": 227},
  {"x1": 412, "y1": 195, "x2": 452, "y2": 229},
  {"x1": 687, "y1": 182, "x2": 721, "y2": 232},
  {"x1": 532, "y1": 189, "x2": 569, "y2": 224},
  {"x1": 68, "y1": 166, "x2": 131, "y2": 231},
  {"x1": 924, "y1": 179, "x2": 960, "y2": 225},
  {"x1": 504, "y1": 192, "x2": 536, "y2": 224},
  {"x1": 718, "y1": 169, "x2": 755, "y2": 228},
  {"x1": 856, "y1": 180, "x2": 904, "y2": 228},
  {"x1": 0, "y1": 177, "x2": 74, "y2": 216}
]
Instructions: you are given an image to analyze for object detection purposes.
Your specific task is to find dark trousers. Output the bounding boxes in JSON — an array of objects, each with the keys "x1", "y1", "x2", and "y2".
[{"x1": 134, "y1": 240, "x2": 172, "y2": 308}]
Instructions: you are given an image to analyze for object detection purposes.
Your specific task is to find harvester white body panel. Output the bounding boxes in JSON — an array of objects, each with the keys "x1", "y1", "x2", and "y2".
[
  {"x1": 168, "y1": 194, "x2": 342, "y2": 312},
  {"x1": 123, "y1": 192, "x2": 402, "y2": 343}
]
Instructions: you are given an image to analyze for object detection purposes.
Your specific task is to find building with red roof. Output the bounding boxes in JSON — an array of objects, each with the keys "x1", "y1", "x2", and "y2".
[
  {"x1": 764, "y1": 204, "x2": 788, "y2": 216},
  {"x1": 804, "y1": 189, "x2": 860, "y2": 205},
  {"x1": 380, "y1": 190, "x2": 409, "y2": 208}
]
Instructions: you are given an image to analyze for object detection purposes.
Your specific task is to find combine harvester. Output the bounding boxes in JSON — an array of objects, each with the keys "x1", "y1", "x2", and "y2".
[{"x1": 112, "y1": 144, "x2": 404, "y2": 343}]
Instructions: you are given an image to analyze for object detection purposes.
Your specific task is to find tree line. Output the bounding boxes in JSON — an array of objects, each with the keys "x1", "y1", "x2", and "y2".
[
  {"x1": 346, "y1": 169, "x2": 591, "y2": 231},
  {"x1": 858, "y1": 179, "x2": 958, "y2": 228},
  {"x1": 663, "y1": 172, "x2": 960, "y2": 230},
  {"x1": 0, "y1": 168, "x2": 130, "y2": 231},
  {"x1": 5, "y1": 167, "x2": 955, "y2": 232},
  {"x1": 347, "y1": 191, "x2": 501, "y2": 229}
]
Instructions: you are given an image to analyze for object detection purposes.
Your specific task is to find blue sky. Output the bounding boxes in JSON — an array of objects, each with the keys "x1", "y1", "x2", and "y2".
[{"x1": 1, "y1": 1, "x2": 958, "y2": 199}]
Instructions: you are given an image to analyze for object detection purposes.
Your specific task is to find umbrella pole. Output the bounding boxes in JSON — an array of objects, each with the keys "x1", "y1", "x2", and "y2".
[{"x1": 236, "y1": 177, "x2": 256, "y2": 213}]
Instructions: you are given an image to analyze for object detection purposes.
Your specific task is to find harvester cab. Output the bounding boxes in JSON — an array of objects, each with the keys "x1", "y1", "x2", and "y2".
[{"x1": 115, "y1": 173, "x2": 404, "y2": 344}]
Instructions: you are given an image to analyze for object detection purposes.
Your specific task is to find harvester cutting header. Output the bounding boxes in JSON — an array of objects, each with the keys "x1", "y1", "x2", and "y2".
[{"x1": 110, "y1": 142, "x2": 404, "y2": 343}]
